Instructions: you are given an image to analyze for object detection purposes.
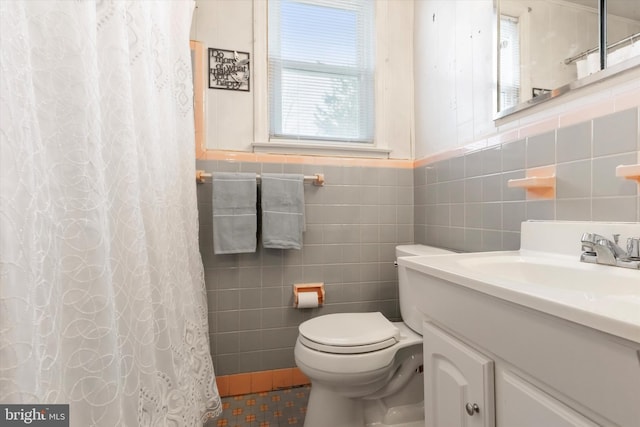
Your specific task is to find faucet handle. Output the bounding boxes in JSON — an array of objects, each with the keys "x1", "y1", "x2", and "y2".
[
  {"x1": 581, "y1": 232, "x2": 609, "y2": 244},
  {"x1": 580, "y1": 232, "x2": 597, "y2": 253},
  {"x1": 627, "y1": 238, "x2": 640, "y2": 259}
]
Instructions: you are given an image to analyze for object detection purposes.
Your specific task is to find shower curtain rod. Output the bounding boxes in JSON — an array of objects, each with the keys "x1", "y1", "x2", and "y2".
[
  {"x1": 564, "y1": 32, "x2": 640, "y2": 65},
  {"x1": 195, "y1": 170, "x2": 325, "y2": 186}
]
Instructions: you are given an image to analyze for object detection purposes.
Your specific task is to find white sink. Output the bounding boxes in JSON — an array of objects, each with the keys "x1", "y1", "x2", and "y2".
[
  {"x1": 458, "y1": 253, "x2": 639, "y2": 296},
  {"x1": 398, "y1": 221, "x2": 640, "y2": 343}
]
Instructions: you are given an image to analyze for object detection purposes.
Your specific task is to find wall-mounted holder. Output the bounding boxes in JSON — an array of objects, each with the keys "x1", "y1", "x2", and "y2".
[
  {"x1": 293, "y1": 283, "x2": 325, "y2": 308},
  {"x1": 507, "y1": 165, "x2": 556, "y2": 199},
  {"x1": 616, "y1": 164, "x2": 640, "y2": 183}
]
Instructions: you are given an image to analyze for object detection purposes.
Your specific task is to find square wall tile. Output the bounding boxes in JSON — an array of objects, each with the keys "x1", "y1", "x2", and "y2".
[
  {"x1": 377, "y1": 167, "x2": 398, "y2": 186},
  {"x1": 217, "y1": 311, "x2": 239, "y2": 333},
  {"x1": 451, "y1": 204, "x2": 465, "y2": 227},
  {"x1": 465, "y1": 203, "x2": 483, "y2": 228},
  {"x1": 556, "y1": 199, "x2": 591, "y2": 221},
  {"x1": 503, "y1": 232, "x2": 521, "y2": 250},
  {"x1": 465, "y1": 177, "x2": 483, "y2": 202},
  {"x1": 592, "y1": 197, "x2": 638, "y2": 222},
  {"x1": 557, "y1": 122, "x2": 591, "y2": 163},
  {"x1": 238, "y1": 309, "x2": 261, "y2": 330},
  {"x1": 414, "y1": 167, "x2": 427, "y2": 187},
  {"x1": 502, "y1": 139, "x2": 526, "y2": 172},
  {"x1": 593, "y1": 108, "x2": 638, "y2": 157},
  {"x1": 526, "y1": 200, "x2": 555, "y2": 221},
  {"x1": 450, "y1": 180, "x2": 465, "y2": 203},
  {"x1": 449, "y1": 156, "x2": 466, "y2": 180},
  {"x1": 592, "y1": 153, "x2": 638, "y2": 197},
  {"x1": 482, "y1": 230, "x2": 503, "y2": 251},
  {"x1": 238, "y1": 351, "x2": 262, "y2": 372},
  {"x1": 437, "y1": 182, "x2": 451, "y2": 203},
  {"x1": 238, "y1": 330, "x2": 263, "y2": 352},
  {"x1": 398, "y1": 168, "x2": 413, "y2": 187},
  {"x1": 482, "y1": 174, "x2": 503, "y2": 202},
  {"x1": 465, "y1": 150, "x2": 484, "y2": 178},
  {"x1": 482, "y1": 146, "x2": 502, "y2": 175},
  {"x1": 482, "y1": 203, "x2": 502, "y2": 230},
  {"x1": 426, "y1": 165, "x2": 438, "y2": 184},
  {"x1": 436, "y1": 160, "x2": 451, "y2": 182},
  {"x1": 216, "y1": 332, "x2": 239, "y2": 355},
  {"x1": 526, "y1": 131, "x2": 556, "y2": 168},
  {"x1": 502, "y1": 202, "x2": 526, "y2": 232},
  {"x1": 464, "y1": 229, "x2": 483, "y2": 252},
  {"x1": 556, "y1": 160, "x2": 591, "y2": 199}
]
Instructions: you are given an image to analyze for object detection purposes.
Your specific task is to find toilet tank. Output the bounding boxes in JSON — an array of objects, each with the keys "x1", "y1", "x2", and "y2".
[{"x1": 396, "y1": 245, "x2": 454, "y2": 334}]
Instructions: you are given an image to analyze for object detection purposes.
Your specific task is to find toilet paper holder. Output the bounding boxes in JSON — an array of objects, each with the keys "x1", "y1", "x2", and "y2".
[{"x1": 293, "y1": 283, "x2": 325, "y2": 307}]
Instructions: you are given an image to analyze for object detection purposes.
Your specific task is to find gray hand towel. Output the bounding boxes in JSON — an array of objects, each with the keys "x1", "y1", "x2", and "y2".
[
  {"x1": 261, "y1": 173, "x2": 305, "y2": 250},
  {"x1": 212, "y1": 172, "x2": 257, "y2": 254}
]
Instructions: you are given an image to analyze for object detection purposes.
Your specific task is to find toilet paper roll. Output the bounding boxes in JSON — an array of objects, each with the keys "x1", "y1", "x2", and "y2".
[{"x1": 297, "y1": 292, "x2": 319, "y2": 309}]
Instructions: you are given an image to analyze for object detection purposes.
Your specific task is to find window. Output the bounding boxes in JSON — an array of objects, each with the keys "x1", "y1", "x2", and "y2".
[
  {"x1": 499, "y1": 14, "x2": 520, "y2": 111},
  {"x1": 268, "y1": 0, "x2": 375, "y2": 144}
]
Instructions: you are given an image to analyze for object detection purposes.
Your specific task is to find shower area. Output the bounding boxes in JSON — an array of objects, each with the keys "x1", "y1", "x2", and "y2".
[{"x1": 0, "y1": 1, "x2": 221, "y2": 425}]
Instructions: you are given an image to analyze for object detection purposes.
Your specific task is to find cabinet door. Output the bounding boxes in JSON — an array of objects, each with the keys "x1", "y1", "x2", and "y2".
[
  {"x1": 423, "y1": 321, "x2": 495, "y2": 427},
  {"x1": 498, "y1": 369, "x2": 600, "y2": 427}
]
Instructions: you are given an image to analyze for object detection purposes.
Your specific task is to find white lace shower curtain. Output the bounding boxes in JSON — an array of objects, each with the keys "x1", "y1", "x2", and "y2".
[{"x1": 0, "y1": 1, "x2": 221, "y2": 425}]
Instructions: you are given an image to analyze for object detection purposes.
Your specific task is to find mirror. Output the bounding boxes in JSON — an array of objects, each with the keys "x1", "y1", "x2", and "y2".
[{"x1": 496, "y1": 0, "x2": 640, "y2": 118}]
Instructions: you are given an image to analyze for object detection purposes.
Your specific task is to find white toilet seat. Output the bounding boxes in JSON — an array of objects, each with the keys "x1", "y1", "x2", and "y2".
[
  {"x1": 298, "y1": 312, "x2": 400, "y2": 354},
  {"x1": 299, "y1": 335, "x2": 398, "y2": 354}
]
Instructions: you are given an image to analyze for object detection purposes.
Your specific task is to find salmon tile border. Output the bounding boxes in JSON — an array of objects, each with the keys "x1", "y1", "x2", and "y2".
[
  {"x1": 228, "y1": 373, "x2": 252, "y2": 396},
  {"x1": 251, "y1": 370, "x2": 274, "y2": 394},
  {"x1": 218, "y1": 368, "x2": 311, "y2": 398},
  {"x1": 215, "y1": 375, "x2": 230, "y2": 397},
  {"x1": 272, "y1": 368, "x2": 293, "y2": 389},
  {"x1": 198, "y1": 149, "x2": 414, "y2": 169}
]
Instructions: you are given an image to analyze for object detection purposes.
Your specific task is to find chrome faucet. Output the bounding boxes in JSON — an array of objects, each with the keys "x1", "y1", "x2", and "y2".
[{"x1": 580, "y1": 233, "x2": 640, "y2": 269}]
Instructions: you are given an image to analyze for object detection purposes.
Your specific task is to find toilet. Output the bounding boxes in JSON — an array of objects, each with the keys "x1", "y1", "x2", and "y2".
[{"x1": 294, "y1": 245, "x2": 453, "y2": 427}]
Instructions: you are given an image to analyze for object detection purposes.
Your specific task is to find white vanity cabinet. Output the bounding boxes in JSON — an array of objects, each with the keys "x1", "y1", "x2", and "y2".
[
  {"x1": 415, "y1": 272, "x2": 640, "y2": 427},
  {"x1": 401, "y1": 222, "x2": 640, "y2": 427},
  {"x1": 497, "y1": 368, "x2": 599, "y2": 427},
  {"x1": 422, "y1": 321, "x2": 495, "y2": 427}
]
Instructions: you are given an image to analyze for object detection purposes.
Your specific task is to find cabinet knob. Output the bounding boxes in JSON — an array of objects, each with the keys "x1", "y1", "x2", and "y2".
[{"x1": 465, "y1": 403, "x2": 480, "y2": 416}]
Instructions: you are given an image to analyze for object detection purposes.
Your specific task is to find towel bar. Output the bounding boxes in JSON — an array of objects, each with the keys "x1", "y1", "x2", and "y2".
[{"x1": 196, "y1": 170, "x2": 325, "y2": 186}]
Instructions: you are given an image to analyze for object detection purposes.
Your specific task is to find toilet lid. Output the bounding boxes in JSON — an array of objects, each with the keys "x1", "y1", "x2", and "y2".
[{"x1": 298, "y1": 312, "x2": 400, "y2": 354}]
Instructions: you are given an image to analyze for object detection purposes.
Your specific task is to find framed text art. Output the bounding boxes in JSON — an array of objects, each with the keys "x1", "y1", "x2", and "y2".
[{"x1": 208, "y1": 48, "x2": 250, "y2": 91}]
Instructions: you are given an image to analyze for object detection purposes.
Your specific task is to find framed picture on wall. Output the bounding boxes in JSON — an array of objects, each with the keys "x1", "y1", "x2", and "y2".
[{"x1": 208, "y1": 48, "x2": 250, "y2": 91}]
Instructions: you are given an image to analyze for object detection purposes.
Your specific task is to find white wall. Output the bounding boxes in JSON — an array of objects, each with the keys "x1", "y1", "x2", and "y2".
[
  {"x1": 413, "y1": 0, "x2": 640, "y2": 159},
  {"x1": 190, "y1": 0, "x2": 415, "y2": 159},
  {"x1": 414, "y1": 0, "x2": 496, "y2": 158},
  {"x1": 190, "y1": 0, "x2": 254, "y2": 153}
]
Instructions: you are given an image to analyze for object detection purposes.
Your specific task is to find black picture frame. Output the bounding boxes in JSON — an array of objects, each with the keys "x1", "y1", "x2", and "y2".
[{"x1": 208, "y1": 48, "x2": 250, "y2": 92}]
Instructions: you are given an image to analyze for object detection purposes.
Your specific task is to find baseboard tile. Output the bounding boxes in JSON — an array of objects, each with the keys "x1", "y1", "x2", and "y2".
[{"x1": 217, "y1": 368, "x2": 311, "y2": 397}]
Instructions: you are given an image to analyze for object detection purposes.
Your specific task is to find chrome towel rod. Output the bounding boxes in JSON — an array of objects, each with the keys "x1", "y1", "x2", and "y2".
[{"x1": 195, "y1": 170, "x2": 325, "y2": 186}]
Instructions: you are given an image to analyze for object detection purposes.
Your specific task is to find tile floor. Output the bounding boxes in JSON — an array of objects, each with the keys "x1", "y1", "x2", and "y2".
[{"x1": 207, "y1": 386, "x2": 310, "y2": 427}]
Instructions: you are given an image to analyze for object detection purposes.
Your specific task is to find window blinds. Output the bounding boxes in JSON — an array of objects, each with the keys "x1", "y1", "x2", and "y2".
[
  {"x1": 499, "y1": 14, "x2": 521, "y2": 111},
  {"x1": 268, "y1": 0, "x2": 375, "y2": 143}
]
